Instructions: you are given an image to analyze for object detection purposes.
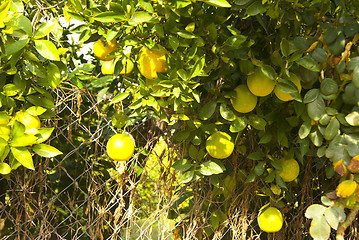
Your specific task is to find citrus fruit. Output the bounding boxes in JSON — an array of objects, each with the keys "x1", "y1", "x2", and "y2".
[
  {"x1": 206, "y1": 131, "x2": 234, "y2": 159},
  {"x1": 278, "y1": 158, "x2": 300, "y2": 182},
  {"x1": 106, "y1": 133, "x2": 135, "y2": 161},
  {"x1": 230, "y1": 84, "x2": 257, "y2": 113},
  {"x1": 247, "y1": 68, "x2": 275, "y2": 96},
  {"x1": 101, "y1": 60, "x2": 115, "y2": 75},
  {"x1": 137, "y1": 46, "x2": 167, "y2": 79},
  {"x1": 93, "y1": 39, "x2": 118, "y2": 61},
  {"x1": 258, "y1": 207, "x2": 283, "y2": 233},
  {"x1": 336, "y1": 180, "x2": 357, "y2": 198},
  {"x1": 274, "y1": 73, "x2": 302, "y2": 101},
  {"x1": 119, "y1": 59, "x2": 134, "y2": 75},
  {"x1": 15, "y1": 111, "x2": 41, "y2": 131}
]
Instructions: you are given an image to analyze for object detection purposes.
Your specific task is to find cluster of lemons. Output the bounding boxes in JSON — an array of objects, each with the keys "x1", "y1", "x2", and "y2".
[
  {"x1": 231, "y1": 68, "x2": 302, "y2": 113},
  {"x1": 93, "y1": 39, "x2": 167, "y2": 79},
  {"x1": 97, "y1": 40, "x2": 301, "y2": 233},
  {"x1": 96, "y1": 39, "x2": 168, "y2": 162},
  {"x1": 205, "y1": 130, "x2": 299, "y2": 233}
]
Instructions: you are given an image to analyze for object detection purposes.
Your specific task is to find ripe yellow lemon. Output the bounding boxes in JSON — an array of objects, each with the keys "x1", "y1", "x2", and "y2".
[
  {"x1": 15, "y1": 111, "x2": 41, "y2": 131},
  {"x1": 258, "y1": 207, "x2": 283, "y2": 233},
  {"x1": 101, "y1": 59, "x2": 134, "y2": 75},
  {"x1": 230, "y1": 84, "x2": 257, "y2": 113},
  {"x1": 93, "y1": 39, "x2": 118, "y2": 61},
  {"x1": 274, "y1": 73, "x2": 302, "y2": 101},
  {"x1": 278, "y1": 158, "x2": 300, "y2": 182},
  {"x1": 247, "y1": 69, "x2": 275, "y2": 96},
  {"x1": 119, "y1": 59, "x2": 134, "y2": 75},
  {"x1": 206, "y1": 131, "x2": 234, "y2": 159},
  {"x1": 106, "y1": 133, "x2": 135, "y2": 161},
  {"x1": 137, "y1": 46, "x2": 167, "y2": 79},
  {"x1": 101, "y1": 60, "x2": 115, "y2": 75}
]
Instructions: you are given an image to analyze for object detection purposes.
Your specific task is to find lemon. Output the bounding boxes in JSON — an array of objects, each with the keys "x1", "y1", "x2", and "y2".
[
  {"x1": 206, "y1": 131, "x2": 234, "y2": 159},
  {"x1": 258, "y1": 207, "x2": 283, "y2": 233},
  {"x1": 278, "y1": 158, "x2": 300, "y2": 182},
  {"x1": 230, "y1": 84, "x2": 257, "y2": 113},
  {"x1": 15, "y1": 111, "x2": 41, "y2": 131},
  {"x1": 247, "y1": 69, "x2": 275, "y2": 96},
  {"x1": 119, "y1": 59, "x2": 134, "y2": 75},
  {"x1": 106, "y1": 133, "x2": 135, "y2": 161},
  {"x1": 274, "y1": 73, "x2": 302, "y2": 101},
  {"x1": 137, "y1": 46, "x2": 167, "y2": 79},
  {"x1": 101, "y1": 60, "x2": 115, "y2": 75},
  {"x1": 336, "y1": 180, "x2": 357, "y2": 198},
  {"x1": 93, "y1": 39, "x2": 118, "y2": 61}
]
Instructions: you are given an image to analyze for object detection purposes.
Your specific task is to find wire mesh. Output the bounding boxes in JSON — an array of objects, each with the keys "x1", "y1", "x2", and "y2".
[{"x1": 0, "y1": 84, "x2": 351, "y2": 240}]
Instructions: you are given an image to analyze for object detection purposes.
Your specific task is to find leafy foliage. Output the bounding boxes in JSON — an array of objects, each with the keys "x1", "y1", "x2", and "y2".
[{"x1": 0, "y1": 0, "x2": 359, "y2": 239}]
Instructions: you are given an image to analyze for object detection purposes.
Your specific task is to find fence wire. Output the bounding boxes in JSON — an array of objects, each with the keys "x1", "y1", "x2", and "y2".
[{"x1": 0, "y1": 84, "x2": 352, "y2": 240}]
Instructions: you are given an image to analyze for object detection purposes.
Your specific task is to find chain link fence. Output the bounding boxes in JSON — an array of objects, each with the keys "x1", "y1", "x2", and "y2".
[{"x1": 0, "y1": 83, "x2": 351, "y2": 240}]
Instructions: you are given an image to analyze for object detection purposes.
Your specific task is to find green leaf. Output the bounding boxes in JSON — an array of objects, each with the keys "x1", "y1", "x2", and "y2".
[
  {"x1": 297, "y1": 57, "x2": 320, "y2": 72},
  {"x1": 0, "y1": 162, "x2": 11, "y2": 175},
  {"x1": 230, "y1": 117, "x2": 247, "y2": 133},
  {"x1": 261, "y1": 64, "x2": 277, "y2": 80},
  {"x1": 324, "y1": 118, "x2": 340, "y2": 141},
  {"x1": 11, "y1": 147, "x2": 34, "y2": 170},
  {"x1": 3, "y1": 84, "x2": 20, "y2": 96},
  {"x1": 6, "y1": 39, "x2": 29, "y2": 55},
  {"x1": 353, "y1": 66, "x2": 359, "y2": 89},
  {"x1": 34, "y1": 40, "x2": 60, "y2": 61},
  {"x1": 94, "y1": 11, "x2": 125, "y2": 22},
  {"x1": 11, "y1": 133, "x2": 38, "y2": 147},
  {"x1": 345, "y1": 112, "x2": 359, "y2": 126},
  {"x1": 224, "y1": 35, "x2": 247, "y2": 48},
  {"x1": 34, "y1": 21, "x2": 55, "y2": 39},
  {"x1": 172, "y1": 159, "x2": 192, "y2": 171},
  {"x1": 304, "y1": 89, "x2": 320, "y2": 103},
  {"x1": 200, "y1": 101, "x2": 217, "y2": 120},
  {"x1": 246, "y1": 1, "x2": 266, "y2": 16},
  {"x1": 281, "y1": 38, "x2": 297, "y2": 57},
  {"x1": 129, "y1": 11, "x2": 152, "y2": 25},
  {"x1": 309, "y1": 129, "x2": 323, "y2": 147},
  {"x1": 247, "y1": 151, "x2": 265, "y2": 160},
  {"x1": 249, "y1": 115, "x2": 266, "y2": 130},
  {"x1": 200, "y1": 0, "x2": 231, "y2": 8},
  {"x1": 324, "y1": 207, "x2": 340, "y2": 230},
  {"x1": 320, "y1": 78, "x2": 338, "y2": 96},
  {"x1": 26, "y1": 106, "x2": 47, "y2": 116},
  {"x1": 169, "y1": 35, "x2": 179, "y2": 51},
  {"x1": 254, "y1": 161, "x2": 265, "y2": 176},
  {"x1": 305, "y1": 204, "x2": 326, "y2": 219},
  {"x1": 110, "y1": 92, "x2": 130, "y2": 105},
  {"x1": 299, "y1": 120, "x2": 312, "y2": 139},
  {"x1": 35, "y1": 128, "x2": 54, "y2": 144},
  {"x1": 220, "y1": 103, "x2": 235, "y2": 121},
  {"x1": 177, "y1": 31, "x2": 197, "y2": 39},
  {"x1": 9, "y1": 15, "x2": 32, "y2": 36},
  {"x1": 191, "y1": 56, "x2": 205, "y2": 78},
  {"x1": 309, "y1": 215, "x2": 331, "y2": 240},
  {"x1": 180, "y1": 171, "x2": 195, "y2": 183},
  {"x1": 32, "y1": 144, "x2": 63, "y2": 158},
  {"x1": 199, "y1": 161, "x2": 225, "y2": 176},
  {"x1": 307, "y1": 96, "x2": 326, "y2": 121}
]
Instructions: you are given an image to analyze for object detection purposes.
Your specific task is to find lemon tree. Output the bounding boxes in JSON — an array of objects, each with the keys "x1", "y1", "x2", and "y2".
[{"x1": 1, "y1": 0, "x2": 359, "y2": 239}]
